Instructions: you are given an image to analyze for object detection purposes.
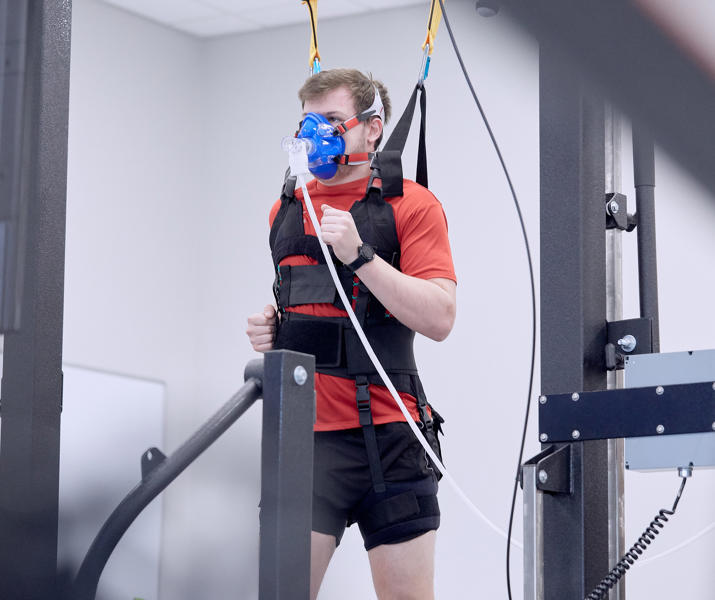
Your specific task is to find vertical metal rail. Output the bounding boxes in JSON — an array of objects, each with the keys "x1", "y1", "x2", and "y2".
[
  {"x1": 604, "y1": 106, "x2": 626, "y2": 600},
  {"x1": 0, "y1": 2, "x2": 71, "y2": 599},
  {"x1": 632, "y1": 129, "x2": 660, "y2": 352},
  {"x1": 537, "y1": 42, "x2": 610, "y2": 599},
  {"x1": 259, "y1": 350, "x2": 315, "y2": 600}
]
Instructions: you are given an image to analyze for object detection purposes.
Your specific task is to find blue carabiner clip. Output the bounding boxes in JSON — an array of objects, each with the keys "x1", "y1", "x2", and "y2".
[
  {"x1": 418, "y1": 44, "x2": 430, "y2": 84},
  {"x1": 311, "y1": 58, "x2": 322, "y2": 76}
]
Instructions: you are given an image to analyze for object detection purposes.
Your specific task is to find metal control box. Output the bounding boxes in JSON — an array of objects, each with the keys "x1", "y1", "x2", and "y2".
[{"x1": 625, "y1": 349, "x2": 715, "y2": 470}]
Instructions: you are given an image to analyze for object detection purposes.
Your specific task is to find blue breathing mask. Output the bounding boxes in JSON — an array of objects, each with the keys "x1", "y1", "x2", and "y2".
[{"x1": 295, "y1": 112, "x2": 345, "y2": 180}]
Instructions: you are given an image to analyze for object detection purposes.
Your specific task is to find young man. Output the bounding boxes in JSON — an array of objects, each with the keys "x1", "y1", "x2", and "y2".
[{"x1": 246, "y1": 68, "x2": 456, "y2": 600}]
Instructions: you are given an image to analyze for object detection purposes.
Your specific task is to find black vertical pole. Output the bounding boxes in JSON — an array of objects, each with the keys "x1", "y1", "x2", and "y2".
[
  {"x1": 540, "y1": 43, "x2": 610, "y2": 599},
  {"x1": 259, "y1": 350, "x2": 315, "y2": 600},
  {"x1": 632, "y1": 128, "x2": 660, "y2": 352},
  {"x1": 0, "y1": 1, "x2": 71, "y2": 598}
]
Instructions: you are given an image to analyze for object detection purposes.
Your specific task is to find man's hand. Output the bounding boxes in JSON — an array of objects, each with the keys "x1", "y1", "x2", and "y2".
[
  {"x1": 246, "y1": 304, "x2": 277, "y2": 352},
  {"x1": 320, "y1": 205, "x2": 362, "y2": 264}
]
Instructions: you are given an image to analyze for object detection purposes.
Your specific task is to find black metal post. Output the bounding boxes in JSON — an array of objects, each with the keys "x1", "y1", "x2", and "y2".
[
  {"x1": 259, "y1": 350, "x2": 315, "y2": 600},
  {"x1": 633, "y1": 129, "x2": 660, "y2": 352},
  {"x1": 0, "y1": 2, "x2": 71, "y2": 599},
  {"x1": 539, "y1": 42, "x2": 610, "y2": 599}
]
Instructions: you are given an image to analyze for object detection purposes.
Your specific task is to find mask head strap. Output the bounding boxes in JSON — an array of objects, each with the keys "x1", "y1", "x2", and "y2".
[{"x1": 333, "y1": 86, "x2": 384, "y2": 135}]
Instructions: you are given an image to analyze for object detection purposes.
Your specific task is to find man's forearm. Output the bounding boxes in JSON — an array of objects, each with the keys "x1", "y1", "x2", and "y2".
[{"x1": 353, "y1": 256, "x2": 456, "y2": 341}]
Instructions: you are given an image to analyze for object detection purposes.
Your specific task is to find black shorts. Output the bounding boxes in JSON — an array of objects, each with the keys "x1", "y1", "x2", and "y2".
[{"x1": 312, "y1": 422, "x2": 440, "y2": 551}]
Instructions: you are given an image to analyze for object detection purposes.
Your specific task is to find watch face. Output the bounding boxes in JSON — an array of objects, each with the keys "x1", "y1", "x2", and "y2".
[{"x1": 361, "y1": 244, "x2": 375, "y2": 260}]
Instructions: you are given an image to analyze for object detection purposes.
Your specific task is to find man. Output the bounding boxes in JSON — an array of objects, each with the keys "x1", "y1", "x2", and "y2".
[{"x1": 246, "y1": 68, "x2": 456, "y2": 600}]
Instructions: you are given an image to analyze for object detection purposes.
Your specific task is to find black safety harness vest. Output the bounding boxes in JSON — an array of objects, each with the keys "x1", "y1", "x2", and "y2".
[{"x1": 270, "y1": 84, "x2": 443, "y2": 493}]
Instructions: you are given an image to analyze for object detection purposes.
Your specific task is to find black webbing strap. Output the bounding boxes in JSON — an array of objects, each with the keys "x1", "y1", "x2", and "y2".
[
  {"x1": 381, "y1": 82, "x2": 428, "y2": 192},
  {"x1": 356, "y1": 375, "x2": 386, "y2": 493}
]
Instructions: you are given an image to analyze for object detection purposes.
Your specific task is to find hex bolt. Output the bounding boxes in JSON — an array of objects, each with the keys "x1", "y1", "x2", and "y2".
[
  {"x1": 678, "y1": 465, "x2": 694, "y2": 478},
  {"x1": 609, "y1": 200, "x2": 620, "y2": 214},
  {"x1": 293, "y1": 366, "x2": 308, "y2": 386},
  {"x1": 656, "y1": 386, "x2": 664, "y2": 395},
  {"x1": 617, "y1": 335, "x2": 637, "y2": 353},
  {"x1": 572, "y1": 430, "x2": 581, "y2": 440},
  {"x1": 656, "y1": 424, "x2": 665, "y2": 434},
  {"x1": 539, "y1": 395, "x2": 547, "y2": 404},
  {"x1": 538, "y1": 470, "x2": 548, "y2": 484},
  {"x1": 540, "y1": 433, "x2": 548, "y2": 442},
  {"x1": 571, "y1": 393, "x2": 580, "y2": 402}
]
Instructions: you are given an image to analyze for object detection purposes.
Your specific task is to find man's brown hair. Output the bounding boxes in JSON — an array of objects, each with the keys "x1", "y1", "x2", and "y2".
[{"x1": 298, "y1": 68, "x2": 392, "y2": 149}]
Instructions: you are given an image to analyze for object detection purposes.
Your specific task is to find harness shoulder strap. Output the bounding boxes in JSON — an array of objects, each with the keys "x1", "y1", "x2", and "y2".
[{"x1": 379, "y1": 82, "x2": 428, "y2": 194}]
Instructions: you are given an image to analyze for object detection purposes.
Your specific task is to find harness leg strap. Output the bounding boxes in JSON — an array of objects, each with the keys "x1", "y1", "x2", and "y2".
[{"x1": 356, "y1": 376, "x2": 386, "y2": 493}]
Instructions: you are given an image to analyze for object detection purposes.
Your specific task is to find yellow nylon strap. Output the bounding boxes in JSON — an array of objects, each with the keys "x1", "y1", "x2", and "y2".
[
  {"x1": 422, "y1": 0, "x2": 443, "y2": 55},
  {"x1": 302, "y1": 0, "x2": 321, "y2": 72}
]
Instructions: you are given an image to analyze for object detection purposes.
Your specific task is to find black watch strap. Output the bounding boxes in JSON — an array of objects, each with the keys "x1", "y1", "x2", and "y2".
[{"x1": 346, "y1": 244, "x2": 375, "y2": 271}]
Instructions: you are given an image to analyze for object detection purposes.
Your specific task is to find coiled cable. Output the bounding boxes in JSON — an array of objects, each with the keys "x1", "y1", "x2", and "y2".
[{"x1": 585, "y1": 467, "x2": 691, "y2": 600}]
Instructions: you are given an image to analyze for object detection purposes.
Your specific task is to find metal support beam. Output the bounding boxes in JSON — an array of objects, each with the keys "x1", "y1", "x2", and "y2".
[
  {"x1": 535, "y1": 41, "x2": 610, "y2": 599},
  {"x1": 605, "y1": 105, "x2": 626, "y2": 600},
  {"x1": 0, "y1": 1, "x2": 71, "y2": 598},
  {"x1": 259, "y1": 350, "x2": 315, "y2": 600},
  {"x1": 632, "y1": 129, "x2": 660, "y2": 353}
]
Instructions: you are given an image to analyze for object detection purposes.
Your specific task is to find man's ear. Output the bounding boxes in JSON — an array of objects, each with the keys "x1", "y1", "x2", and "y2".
[{"x1": 367, "y1": 117, "x2": 384, "y2": 150}]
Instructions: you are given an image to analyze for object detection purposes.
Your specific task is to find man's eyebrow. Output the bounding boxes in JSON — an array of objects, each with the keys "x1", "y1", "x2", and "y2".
[{"x1": 301, "y1": 111, "x2": 349, "y2": 119}]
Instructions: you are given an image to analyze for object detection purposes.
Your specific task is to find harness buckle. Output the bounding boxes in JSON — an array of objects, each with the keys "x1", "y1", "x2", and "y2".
[{"x1": 356, "y1": 377, "x2": 372, "y2": 426}]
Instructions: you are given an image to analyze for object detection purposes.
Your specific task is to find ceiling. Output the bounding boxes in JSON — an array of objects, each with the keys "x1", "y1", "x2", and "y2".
[{"x1": 97, "y1": 0, "x2": 429, "y2": 38}]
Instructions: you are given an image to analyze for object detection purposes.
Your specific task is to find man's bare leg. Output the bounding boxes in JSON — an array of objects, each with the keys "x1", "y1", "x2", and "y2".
[
  {"x1": 367, "y1": 531, "x2": 436, "y2": 600},
  {"x1": 311, "y1": 531, "x2": 337, "y2": 600}
]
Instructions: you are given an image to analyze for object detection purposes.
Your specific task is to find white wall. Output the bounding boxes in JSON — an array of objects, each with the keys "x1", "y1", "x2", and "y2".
[
  {"x1": 66, "y1": 0, "x2": 207, "y2": 596},
  {"x1": 65, "y1": 1, "x2": 715, "y2": 598}
]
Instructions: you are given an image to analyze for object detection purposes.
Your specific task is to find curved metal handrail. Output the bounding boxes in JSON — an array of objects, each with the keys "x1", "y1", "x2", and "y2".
[{"x1": 71, "y1": 359, "x2": 264, "y2": 600}]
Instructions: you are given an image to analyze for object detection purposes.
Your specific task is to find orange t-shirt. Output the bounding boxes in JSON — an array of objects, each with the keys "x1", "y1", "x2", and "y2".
[{"x1": 269, "y1": 175, "x2": 456, "y2": 431}]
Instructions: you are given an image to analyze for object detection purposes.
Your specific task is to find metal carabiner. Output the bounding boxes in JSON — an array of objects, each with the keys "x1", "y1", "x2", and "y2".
[{"x1": 418, "y1": 43, "x2": 431, "y2": 85}]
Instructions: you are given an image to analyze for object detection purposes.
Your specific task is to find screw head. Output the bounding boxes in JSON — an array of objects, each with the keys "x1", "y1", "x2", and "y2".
[
  {"x1": 539, "y1": 395, "x2": 547, "y2": 404},
  {"x1": 712, "y1": 382, "x2": 715, "y2": 391},
  {"x1": 656, "y1": 424, "x2": 665, "y2": 434},
  {"x1": 572, "y1": 430, "x2": 581, "y2": 440},
  {"x1": 293, "y1": 366, "x2": 308, "y2": 386},
  {"x1": 571, "y1": 393, "x2": 580, "y2": 401},
  {"x1": 656, "y1": 386, "x2": 664, "y2": 395},
  {"x1": 538, "y1": 469, "x2": 548, "y2": 484},
  {"x1": 712, "y1": 422, "x2": 715, "y2": 431},
  {"x1": 539, "y1": 433, "x2": 548, "y2": 442},
  {"x1": 609, "y1": 200, "x2": 620, "y2": 214}
]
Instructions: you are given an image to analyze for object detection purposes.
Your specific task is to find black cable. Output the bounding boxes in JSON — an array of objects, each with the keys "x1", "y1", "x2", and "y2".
[
  {"x1": 436, "y1": 2, "x2": 537, "y2": 599},
  {"x1": 585, "y1": 470, "x2": 690, "y2": 600}
]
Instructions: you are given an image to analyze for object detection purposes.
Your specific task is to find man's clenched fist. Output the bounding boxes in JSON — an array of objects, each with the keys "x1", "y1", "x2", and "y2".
[
  {"x1": 320, "y1": 204, "x2": 362, "y2": 265},
  {"x1": 246, "y1": 304, "x2": 277, "y2": 352}
]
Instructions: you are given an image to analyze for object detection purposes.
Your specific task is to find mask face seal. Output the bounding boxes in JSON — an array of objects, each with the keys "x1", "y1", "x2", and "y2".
[{"x1": 295, "y1": 112, "x2": 345, "y2": 180}]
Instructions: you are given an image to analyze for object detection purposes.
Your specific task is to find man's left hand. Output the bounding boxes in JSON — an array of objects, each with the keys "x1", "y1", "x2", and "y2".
[{"x1": 320, "y1": 205, "x2": 362, "y2": 264}]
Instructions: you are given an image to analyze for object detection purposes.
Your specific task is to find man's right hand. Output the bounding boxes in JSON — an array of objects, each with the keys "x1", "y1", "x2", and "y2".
[{"x1": 246, "y1": 304, "x2": 277, "y2": 352}]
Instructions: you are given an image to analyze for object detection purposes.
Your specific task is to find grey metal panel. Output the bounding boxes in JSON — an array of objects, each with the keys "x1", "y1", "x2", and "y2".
[{"x1": 625, "y1": 350, "x2": 715, "y2": 470}]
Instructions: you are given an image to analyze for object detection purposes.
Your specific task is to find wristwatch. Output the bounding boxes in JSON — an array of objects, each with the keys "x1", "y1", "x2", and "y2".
[{"x1": 345, "y1": 243, "x2": 376, "y2": 272}]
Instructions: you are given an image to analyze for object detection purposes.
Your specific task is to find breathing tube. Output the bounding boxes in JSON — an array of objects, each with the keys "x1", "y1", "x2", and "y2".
[{"x1": 280, "y1": 137, "x2": 514, "y2": 542}]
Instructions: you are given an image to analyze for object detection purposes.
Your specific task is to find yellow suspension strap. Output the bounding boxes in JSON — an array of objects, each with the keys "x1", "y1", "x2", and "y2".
[
  {"x1": 419, "y1": 0, "x2": 443, "y2": 83},
  {"x1": 302, "y1": 0, "x2": 321, "y2": 75}
]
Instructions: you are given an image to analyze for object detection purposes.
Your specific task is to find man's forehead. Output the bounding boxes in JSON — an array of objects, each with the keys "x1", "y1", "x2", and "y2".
[{"x1": 302, "y1": 86, "x2": 356, "y2": 116}]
